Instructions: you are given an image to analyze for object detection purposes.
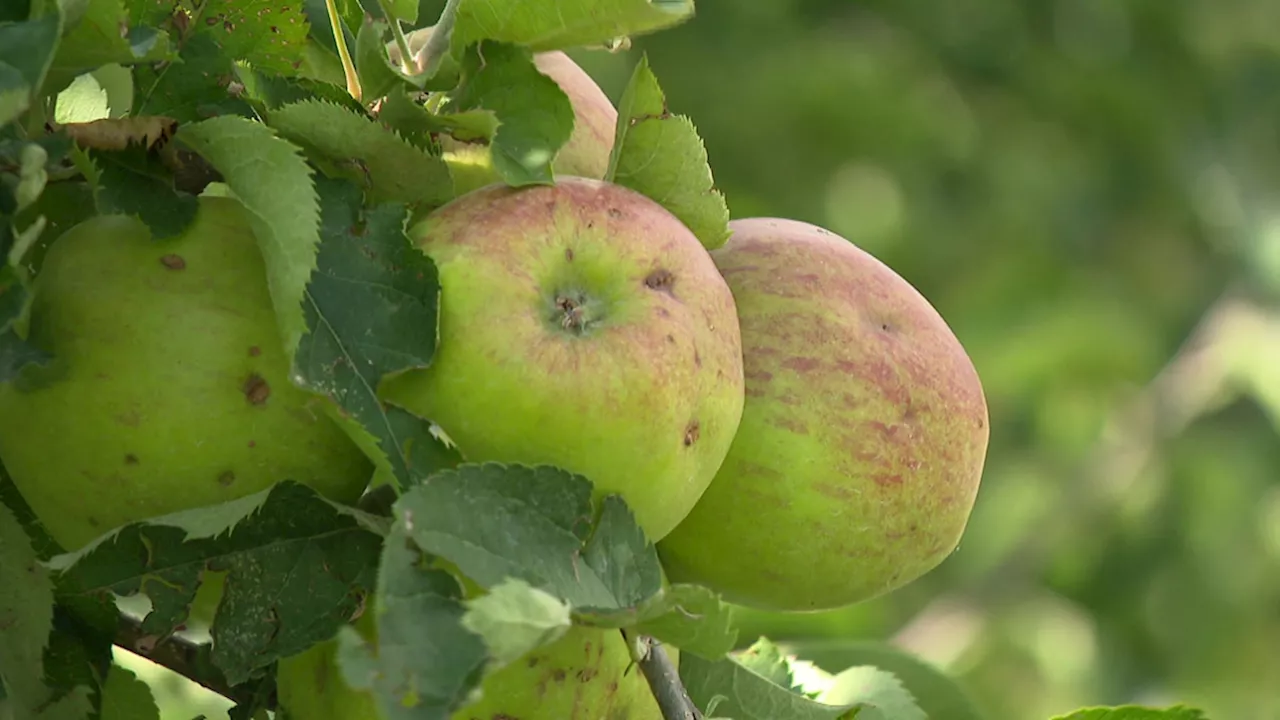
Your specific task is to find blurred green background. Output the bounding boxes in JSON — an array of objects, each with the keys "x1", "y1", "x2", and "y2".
[{"x1": 137, "y1": 0, "x2": 1280, "y2": 718}]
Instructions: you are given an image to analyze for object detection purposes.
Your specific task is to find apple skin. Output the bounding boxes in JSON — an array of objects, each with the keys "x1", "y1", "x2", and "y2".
[
  {"x1": 379, "y1": 177, "x2": 745, "y2": 542},
  {"x1": 0, "y1": 197, "x2": 374, "y2": 553},
  {"x1": 656, "y1": 218, "x2": 990, "y2": 612},
  {"x1": 278, "y1": 606, "x2": 669, "y2": 720}
]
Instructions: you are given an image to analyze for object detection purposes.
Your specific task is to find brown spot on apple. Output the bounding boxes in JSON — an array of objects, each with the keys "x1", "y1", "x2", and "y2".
[
  {"x1": 124, "y1": 454, "x2": 139, "y2": 465},
  {"x1": 644, "y1": 268, "x2": 675, "y2": 293},
  {"x1": 159, "y1": 254, "x2": 186, "y2": 270},
  {"x1": 683, "y1": 420, "x2": 700, "y2": 447},
  {"x1": 243, "y1": 373, "x2": 271, "y2": 405},
  {"x1": 218, "y1": 471, "x2": 236, "y2": 486}
]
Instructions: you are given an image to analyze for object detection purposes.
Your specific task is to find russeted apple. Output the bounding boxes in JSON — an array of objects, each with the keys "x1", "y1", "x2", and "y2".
[
  {"x1": 0, "y1": 196, "x2": 373, "y2": 552},
  {"x1": 390, "y1": 27, "x2": 618, "y2": 194},
  {"x1": 278, "y1": 604, "x2": 668, "y2": 720},
  {"x1": 379, "y1": 177, "x2": 745, "y2": 541},
  {"x1": 657, "y1": 218, "x2": 990, "y2": 612}
]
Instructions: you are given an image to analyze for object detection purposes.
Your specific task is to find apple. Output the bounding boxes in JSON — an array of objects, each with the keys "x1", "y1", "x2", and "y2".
[
  {"x1": 378, "y1": 177, "x2": 745, "y2": 541},
  {"x1": 0, "y1": 196, "x2": 374, "y2": 554},
  {"x1": 277, "y1": 604, "x2": 668, "y2": 720},
  {"x1": 656, "y1": 218, "x2": 990, "y2": 612},
  {"x1": 389, "y1": 27, "x2": 618, "y2": 194}
]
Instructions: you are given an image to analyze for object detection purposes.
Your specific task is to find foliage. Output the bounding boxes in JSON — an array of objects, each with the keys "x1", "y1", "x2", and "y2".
[{"x1": 0, "y1": 0, "x2": 1262, "y2": 719}]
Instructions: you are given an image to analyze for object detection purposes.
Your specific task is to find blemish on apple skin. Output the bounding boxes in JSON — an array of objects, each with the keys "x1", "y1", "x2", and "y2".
[
  {"x1": 644, "y1": 268, "x2": 675, "y2": 293},
  {"x1": 124, "y1": 453, "x2": 139, "y2": 465},
  {"x1": 243, "y1": 373, "x2": 271, "y2": 405},
  {"x1": 159, "y1": 254, "x2": 186, "y2": 270},
  {"x1": 218, "y1": 471, "x2": 236, "y2": 486},
  {"x1": 248, "y1": 345, "x2": 261, "y2": 357},
  {"x1": 683, "y1": 420, "x2": 700, "y2": 446},
  {"x1": 564, "y1": 247, "x2": 574, "y2": 262}
]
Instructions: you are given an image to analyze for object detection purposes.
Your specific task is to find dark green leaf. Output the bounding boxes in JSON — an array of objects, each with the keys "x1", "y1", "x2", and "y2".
[
  {"x1": 294, "y1": 175, "x2": 461, "y2": 491},
  {"x1": 47, "y1": 481, "x2": 386, "y2": 686}
]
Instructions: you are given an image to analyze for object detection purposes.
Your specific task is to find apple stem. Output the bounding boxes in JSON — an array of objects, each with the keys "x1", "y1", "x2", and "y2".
[
  {"x1": 323, "y1": 0, "x2": 363, "y2": 102},
  {"x1": 114, "y1": 612, "x2": 261, "y2": 707},
  {"x1": 621, "y1": 630, "x2": 704, "y2": 720},
  {"x1": 413, "y1": 0, "x2": 461, "y2": 75},
  {"x1": 375, "y1": 0, "x2": 418, "y2": 75}
]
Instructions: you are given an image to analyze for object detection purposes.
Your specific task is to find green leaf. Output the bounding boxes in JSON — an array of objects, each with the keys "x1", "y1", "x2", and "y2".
[
  {"x1": 814, "y1": 666, "x2": 926, "y2": 720},
  {"x1": 680, "y1": 638, "x2": 865, "y2": 720},
  {"x1": 177, "y1": 114, "x2": 319, "y2": 363},
  {"x1": 608, "y1": 54, "x2": 730, "y2": 250},
  {"x1": 394, "y1": 463, "x2": 664, "y2": 610},
  {"x1": 376, "y1": 89, "x2": 448, "y2": 150},
  {"x1": 234, "y1": 65, "x2": 368, "y2": 116},
  {"x1": 447, "y1": 41, "x2": 573, "y2": 186},
  {"x1": 99, "y1": 665, "x2": 159, "y2": 720},
  {"x1": 338, "y1": 526, "x2": 487, "y2": 720},
  {"x1": 781, "y1": 639, "x2": 989, "y2": 720},
  {"x1": 267, "y1": 99, "x2": 453, "y2": 210},
  {"x1": 133, "y1": 0, "x2": 309, "y2": 121},
  {"x1": 0, "y1": 502, "x2": 57, "y2": 717},
  {"x1": 47, "y1": 481, "x2": 386, "y2": 686},
  {"x1": 354, "y1": 17, "x2": 404, "y2": 102},
  {"x1": 293, "y1": 175, "x2": 461, "y2": 492},
  {"x1": 1050, "y1": 707, "x2": 1211, "y2": 720},
  {"x1": 89, "y1": 145, "x2": 199, "y2": 239},
  {"x1": 51, "y1": 0, "x2": 173, "y2": 77},
  {"x1": 460, "y1": 578, "x2": 572, "y2": 669},
  {"x1": 0, "y1": 13, "x2": 61, "y2": 126},
  {"x1": 0, "y1": 330, "x2": 49, "y2": 382},
  {"x1": 451, "y1": 0, "x2": 694, "y2": 54}
]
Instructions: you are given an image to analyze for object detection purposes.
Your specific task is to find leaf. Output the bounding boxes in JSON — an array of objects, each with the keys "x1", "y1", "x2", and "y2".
[
  {"x1": 814, "y1": 666, "x2": 926, "y2": 720},
  {"x1": 460, "y1": 578, "x2": 571, "y2": 669},
  {"x1": 395, "y1": 463, "x2": 665, "y2": 611},
  {"x1": 376, "y1": 90, "x2": 448, "y2": 150},
  {"x1": 0, "y1": 13, "x2": 61, "y2": 127},
  {"x1": 0, "y1": 502, "x2": 57, "y2": 717},
  {"x1": 781, "y1": 639, "x2": 989, "y2": 720},
  {"x1": 176, "y1": 114, "x2": 319, "y2": 363},
  {"x1": 0, "y1": 330, "x2": 49, "y2": 382},
  {"x1": 88, "y1": 143, "x2": 199, "y2": 240},
  {"x1": 51, "y1": 0, "x2": 173, "y2": 76},
  {"x1": 337, "y1": 527, "x2": 487, "y2": 720},
  {"x1": 268, "y1": 99, "x2": 453, "y2": 210},
  {"x1": 99, "y1": 665, "x2": 159, "y2": 720},
  {"x1": 1050, "y1": 707, "x2": 1211, "y2": 720},
  {"x1": 47, "y1": 481, "x2": 386, "y2": 686},
  {"x1": 234, "y1": 66, "x2": 367, "y2": 116},
  {"x1": 608, "y1": 55, "x2": 730, "y2": 250},
  {"x1": 680, "y1": 638, "x2": 865, "y2": 720},
  {"x1": 293, "y1": 175, "x2": 461, "y2": 491},
  {"x1": 131, "y1": 0, "x2": 309, "y2": 121},
  {"x1": 451, "y1": 0, "x2": 694, "y2": 54},
  {"x1": 445, "y1": 41, "x2": 575, "y2": 187},
  {"x1": 354, "y1": 17, "x2": 404, "y2": 102}
]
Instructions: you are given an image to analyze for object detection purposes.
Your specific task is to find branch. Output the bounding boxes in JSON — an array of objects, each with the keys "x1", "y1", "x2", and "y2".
[
  {"x1": 622, "y1": 630, "x2": 702, "y2": 720},
  {"x1": 113, "y1": 613, "x2": 263, "y2": 707}
]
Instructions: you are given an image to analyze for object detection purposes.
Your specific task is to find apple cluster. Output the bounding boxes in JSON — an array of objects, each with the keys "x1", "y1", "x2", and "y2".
[{"x1": 0, "y1": 45, "x2": 989, "y2": 720}]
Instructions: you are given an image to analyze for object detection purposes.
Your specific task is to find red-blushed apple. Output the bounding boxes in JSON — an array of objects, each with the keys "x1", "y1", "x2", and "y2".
[
  {"x1": 0, "y1": 197, "x2": 373, "y2": 552},
  {"x1": 378, "y1": 177, "x2": 745, "y2": 542},
  {"x1": 656, "y1": 218, "x2": 990, "y2": 612}
]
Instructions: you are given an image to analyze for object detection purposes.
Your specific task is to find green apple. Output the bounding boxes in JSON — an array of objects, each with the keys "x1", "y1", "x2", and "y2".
[
  {"x1": 657, "y1": 218, "x2": 990, "y2": 612},
  {"x1": 389, "y1": 27, "x2": 618, "y2": 195},
  {"x1": 277, "y1": 604, "x2": 669, "y2": 720},
  {"x1": 379, "y1": 177, "x2": 745, "y2": 541},
  {"x1": 0, "y1": 196, "x2": 373, "y2": 554}
]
